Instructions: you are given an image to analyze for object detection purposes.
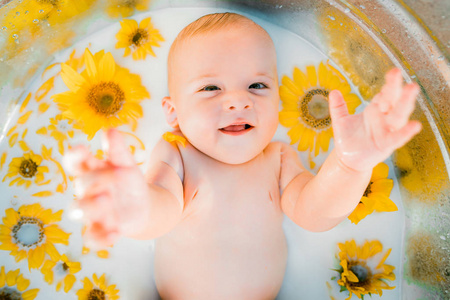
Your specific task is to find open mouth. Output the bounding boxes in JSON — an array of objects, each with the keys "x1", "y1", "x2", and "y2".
[{"x1": 219, "y1": 123, "x2": 254, "y2": 136}]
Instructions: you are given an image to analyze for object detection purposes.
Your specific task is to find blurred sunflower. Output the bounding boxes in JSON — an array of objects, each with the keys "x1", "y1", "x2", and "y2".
[
  {"x1": 0, "y1": 267, "x2": 39, "y2": 300},
  {"x1": 2, "y1": 151, "x2": 49, "y2": 189},
  {"x1": 76, "y1": 273, "x2": 120, "y2": 300},
  {"x1": 162, "y1": 132, "x2": 187, "y2": 148},
  {"x1": 41, "y1": 254, "x2": 81, "y2": 293},
  {"x1": 52, "y1": 48, "x2": 149, "y2": 139},
  {"x1": 279, "y1": 62, "x2": 361, "y2": 157},
  {"x1": 348, "y1": 162, "x2": 397, "y2": 224},
  {"x1": 319, "y1": 7, "x2": 391, "y2": 100},
  {"x1": 115, "y1": 17, "x2": 164, "y2": 60},
  {"x1": 333, "y1": 239, "x2": 396, "y2": 299},
  {"x1": 0, "y1": 203, "x2": 70, "y2": 270},
  {"x1": 106, "y1": 0, "x2": 151, "y2": 18}
]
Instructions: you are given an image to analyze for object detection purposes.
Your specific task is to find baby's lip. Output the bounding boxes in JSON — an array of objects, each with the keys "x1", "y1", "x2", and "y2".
[{"x1": 219, "y1": 121, "x2": 254, "y2": 135}]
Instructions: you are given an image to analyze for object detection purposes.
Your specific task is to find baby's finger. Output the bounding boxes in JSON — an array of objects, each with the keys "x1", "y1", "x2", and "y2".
[
  {"x1": 78, "y1": 194, "x2": 117, "y2": 227},
  {"x1": 385, "y1": 120, "x2": 422, "y2": 150},
  {"x1": 64, "y1": 145, "x2": 107, "y2": 176},
  {"x1": 103, "y1": 129, "x2": 136, "y2": 167},
  {"x1": 84, "y1": 222, "x2": 119, "y2": 250},
  {"x1": 385, "y1": 83, "x2": 420, "y2": 131},
  {"x1": 375, "y1": 68, "x2": 403, "y2": 113}
]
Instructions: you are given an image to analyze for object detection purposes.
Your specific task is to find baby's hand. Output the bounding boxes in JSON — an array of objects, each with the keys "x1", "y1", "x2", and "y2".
[
  {"x1": 329, "y1": 68, "x2": 422, "y2": 172},
  {"x1": 64, "y1": 129, "x2": 151, "y2": 248}
]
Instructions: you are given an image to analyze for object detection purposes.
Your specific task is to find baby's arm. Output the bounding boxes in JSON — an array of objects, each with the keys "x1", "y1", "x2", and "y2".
[
  {"x1": 281, "y1": 69, "x2": 421, "y2": 232},
  {"x1": 66, "y1": 129, "x2": 184, "y2": 247}
]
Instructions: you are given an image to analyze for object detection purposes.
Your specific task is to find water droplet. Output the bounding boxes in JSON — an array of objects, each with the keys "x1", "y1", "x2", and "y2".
[
  {"x1": 411, "y1": 75, "x2": 416, "y2": 78},
  {"x1": 437, "y1": 56, "x2": 444, "y2": 61},
  {"x1": 382, "y1": 29, "x2": 387, "y2": 33},
  {"x1": 25, "y1": 10, "x2": 29, "y2": 14},
  {"x1": 1, "y1": 26, "x2": 7, "y2": 31},
  {"x1": 344, "y1": 8, "x2": 350, "y2": 13},
  {"x1": 39, "y1": 9, "x2": 44, "y2": 13},
  {"x1": 328, "y1": 15, "x2": 336, "y2": 21},
  {"x1": 33, "y1": 19, "x2": 39, "y2": 24},
  {"x1": 16, "y1": 11, "x2": 20, "y2": 15},
  {"x1": 12, "y1": 34, "x2": 19, "y2": 40},
  {"x1": 57, "y1": 9, "x2": 61, "y2": 13},
  {"x1": 360, "y1": 5, "x2": 366, "y2": 9},
  {"x1": 10, "y1": 197, "x2": 18, "y2": 206},
  {"x1": 440, "y1": 235, "x2": 446, "y2": 240}
]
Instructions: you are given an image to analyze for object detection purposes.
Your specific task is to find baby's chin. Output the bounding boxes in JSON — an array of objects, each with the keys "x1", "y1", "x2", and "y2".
[{"x1": 205, "y1": 144, "x2": 267, "y2": 165}]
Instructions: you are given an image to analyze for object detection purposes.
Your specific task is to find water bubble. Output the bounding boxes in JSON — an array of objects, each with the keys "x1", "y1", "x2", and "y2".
[
  {"x1": 25, "y1": 10, "x2": 29, "y2": 14},
  {"x1": 39, "y1": 9, "x2": 44, "y2": 14},
  {"x1": 12, "y1": 34, "x2": 18, "y2": 40},
  {"x1": 360, "y1": 5, "x2": 366, "y2": 9},
  {"x1": 411, "y1": 75, "x2": 416, "y2": 78},
  {"x1": 440, "y1": 235, "x2": 446, "y2": 240},
  {"x1": 16, "y1": 11, "x2": 20, "y2": 15},
  {"x1": 344, "y1": 8, "x2": 350, "y2": 13},
  {"x1": 328, "y1": 15, "x2": 336, "y2": 21},
  {"x1": 33, "y1": 19, "x2": 39, "y2": 24},
  {"x1": 437, "y1": 56, "x2": 444, "y2": 61},
  {"x1": 1, "y1": 26, "x2": 7, "y2": 31},
  {"x1": 382, "y1": 29, "x2": 387, "y2": 33}
]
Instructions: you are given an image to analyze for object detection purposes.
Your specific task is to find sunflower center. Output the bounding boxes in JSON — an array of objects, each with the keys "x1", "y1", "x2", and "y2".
[
  {"x1": 363, "y1": 182, "x2": 373, "y2": 197},
  {"x1": 350, "y1": 264, "x2": 369, "y2": 283},
  {"x1": 12, "y1": 217, "x2": 44, "y2": 248},
  {"x1": 19, "y1": 159, "x2": 38, "y2": 178},
  {"x1": 88, "y1": 289, "x2": 105, "y2": 300},
  {"x1": 131, "y1": 29, "x2": 149, "y2": 47},
  {"x1": 87, "y1": 82, "x2": 125, "y2": 116},
  {"x1": 35, "y1": 0, "x2": 60, "y2": 7},
  {"x1": 347, "y1": 39, "x2": 382, "y2": 87},
  {"x1": 0, "y1": 287, "x2": 22, "y2": 300},
  {"x1": 300, "y1": 88, "x2": 331, "y2": 130}
]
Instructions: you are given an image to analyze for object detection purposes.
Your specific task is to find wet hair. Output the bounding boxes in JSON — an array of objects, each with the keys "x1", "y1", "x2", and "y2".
[{"x1": 167, "y1": 12, "x2": 271, "y2": 91}]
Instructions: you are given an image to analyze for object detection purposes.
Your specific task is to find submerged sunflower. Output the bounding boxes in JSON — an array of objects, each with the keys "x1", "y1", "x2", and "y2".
[
  {"x1": 333, "y1": 239, "x2": 396, "y2": 299},
  {"x1": 2, "y1": 151, "x2": 49, "y2": 189},
  {"x1": 279, "y1": 62, "x2": 361, "y2": 157},
  {"x1": 106, "y1": 0, "x2": 151, "y2": 18},
  {"x1": 0, "y1": 204, "x2": 70, "y2": 270},
  {"x1": 116, "y1": 17, "x2": 164, "y2": 60},
  {"x1": 319, "y1": 7, "x2": 392, "y2": 100},
  {"x1": 76, "y1": 273, "x2": 120, "y2": 300},
  {"x1": 41, "y1": 254, "x2": 81, "y2": 293},
  {"x1": 0, "y1": 267, "x2": 39, "y2": 300},
  {"x1": 52, "y1": 48, "x2": 150, "y2": 139},
  {"x1": 348, "y1": 162, "x2": 397, "y2": 224}
]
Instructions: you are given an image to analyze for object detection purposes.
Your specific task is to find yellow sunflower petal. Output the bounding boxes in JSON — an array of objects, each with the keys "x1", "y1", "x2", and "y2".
[
  {"x1": 371, "y1": 162, "x2": 389, "y2": 180},
  {"x1": 99, "y1": 52, "x2": 116, "y2": 82},
  {"x1": 60, "y1": 63, "x2": 86, "y2": 92},
  {"x1": 0, "y1": 266, "x2": 5, "y2": 286},
  {"x1": 22, "y1": 288, "x2": 39, "y2": 300},
  {"x1": 369, "y1": 193, "x2": 398, "y2": 212},
  {"x1": 6, "y1": 269, "x2": 20, "y2": 286},
  {"x1": 293, "y1": 67, "x2": 310, "y2": 91},
  {"x1": 297, "y1": 128, "x2": 315, "y2": 152},
  {"x1": 279, "y1": 111, "x2": 300, "y2": 127},
  {"x1": 306, "y1": 65, "x2": 318, "y2": 87},
  {"x1": 16, "y1": 274, "x2": 30, "y2": 291},
  {"x1": 84, "y1": 48, "x2": 98, "y2": 80},
  {"x1": 64, "y1": 274, "x2": 77, "y2": 292}
]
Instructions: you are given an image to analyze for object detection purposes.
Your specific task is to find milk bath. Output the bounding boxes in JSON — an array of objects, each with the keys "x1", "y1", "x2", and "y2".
[{"x1": 0, "y1": 7, "x2": 403, "y2": 299}]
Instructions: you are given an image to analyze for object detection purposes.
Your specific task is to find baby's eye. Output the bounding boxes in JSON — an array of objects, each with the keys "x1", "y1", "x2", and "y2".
[
  {"x1": 200, "y1": 85, "x2": 220, "y2": 92},
  {"x1": 249, "y1": 82, "x2": 268, "y2": 89}
]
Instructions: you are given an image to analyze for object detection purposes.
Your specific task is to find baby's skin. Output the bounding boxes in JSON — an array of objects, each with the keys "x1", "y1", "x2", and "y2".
[{"x1": 66, "y1": 13, "x2": 421, "y2": 299}]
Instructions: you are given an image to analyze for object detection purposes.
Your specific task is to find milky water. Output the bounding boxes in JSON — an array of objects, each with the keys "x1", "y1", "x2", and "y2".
[{"x1": 0, "y1": 7, "x2": 403, "y2": 299}]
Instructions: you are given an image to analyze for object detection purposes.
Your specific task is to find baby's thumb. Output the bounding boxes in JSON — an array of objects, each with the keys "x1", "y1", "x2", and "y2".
[
  {"x1": 104, "y1": 128, "x2": 135, "y2": 167},
  {"x1": 329, "y1": 90, "x2": 349, "y2": 121}
]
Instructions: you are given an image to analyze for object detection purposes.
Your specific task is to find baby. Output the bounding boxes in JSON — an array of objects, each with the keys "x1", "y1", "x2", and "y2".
[{"x1": 68, "y1": 13, "x2": 422, "y2": 299}]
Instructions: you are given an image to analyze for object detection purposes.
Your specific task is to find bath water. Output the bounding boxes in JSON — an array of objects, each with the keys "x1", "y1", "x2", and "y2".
[{"x1": 0, "y1": 7, "x2": 403, "y2": 299}]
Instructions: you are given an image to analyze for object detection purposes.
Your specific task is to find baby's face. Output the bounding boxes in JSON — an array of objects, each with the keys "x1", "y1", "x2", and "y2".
[{"x1": 168, "y1": 24, "x2": 279, "y2": 164}]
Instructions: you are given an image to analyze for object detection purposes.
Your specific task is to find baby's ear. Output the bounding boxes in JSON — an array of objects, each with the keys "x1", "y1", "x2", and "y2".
[{"x1": 162, "y1": 97, "x2": 179, "y2": 128}]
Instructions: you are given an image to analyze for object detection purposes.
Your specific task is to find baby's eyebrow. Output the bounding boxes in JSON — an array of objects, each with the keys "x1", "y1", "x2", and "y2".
[{"x1": 189, "y1": 74, "x2": 218, "y2": 84}]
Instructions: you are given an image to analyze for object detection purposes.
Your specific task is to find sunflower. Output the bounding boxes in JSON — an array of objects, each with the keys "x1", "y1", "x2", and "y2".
[
  {"x1": 52, "y1": 48, "x2": 150, "y2": 140},
  {"x1": 2, "y1": 151, "x2": 49, "y2": 189},
  {"x1": 279, "y1": 61, "x2": 361, "y2": 158},
  {"x1": 0, "y1": 203, "x2": 70, "y2": 270},
  {"x1": 0, "y1": 267, "x2": 39, "y2": 300},
  {"x1": 41, "y1": 254, "x2": 81, "y2": 293},
  {"x1": 348, "y1": 162, "x2": 397, "y2": 224},
  {"x1": 115, "y1": 17, "x2": 164, "y2": 60},
  {"x1": 318, "y1": 7, "x2": 392, "y2": 100},
  {"x1": 333, "y1": 239, "x2": 396, "y2": 299},
  {"x1": 36, "y1": 114, "x2": 80, "y2": 155},
  {"x1": 106, "y1": 0, "x2": 151, "y2": 18},
  {"x1": 76, "y1": 273, "x2": 120, "y2": 300}
]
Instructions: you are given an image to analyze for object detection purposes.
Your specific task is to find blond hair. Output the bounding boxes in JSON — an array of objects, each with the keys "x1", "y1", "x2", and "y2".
[{"x1": 167, "y1": 13, "x2": 271, "y2": 91}]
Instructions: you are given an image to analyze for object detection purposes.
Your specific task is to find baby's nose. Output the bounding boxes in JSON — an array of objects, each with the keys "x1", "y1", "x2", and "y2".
[{"x1": 223, "y1": 93, "x2": 253, "y2": 111}]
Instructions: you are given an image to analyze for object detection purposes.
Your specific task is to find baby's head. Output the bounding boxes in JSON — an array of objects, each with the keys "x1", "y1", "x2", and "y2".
[{"x1": 163, "y1": 12, "x2": 279, "y2": 164}]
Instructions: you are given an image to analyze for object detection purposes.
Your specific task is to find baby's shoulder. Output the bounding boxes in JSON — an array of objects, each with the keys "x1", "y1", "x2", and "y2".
[{"x1": 148, "y1": 131, "x2": 185, "y2": 181}]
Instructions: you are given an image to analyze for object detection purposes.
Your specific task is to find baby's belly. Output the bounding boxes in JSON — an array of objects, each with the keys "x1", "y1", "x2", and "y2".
[{"x1": 154, "y1": 208, "x2": 287, "y2": 300}]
